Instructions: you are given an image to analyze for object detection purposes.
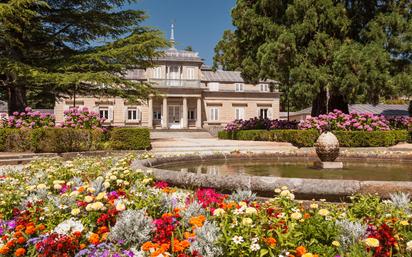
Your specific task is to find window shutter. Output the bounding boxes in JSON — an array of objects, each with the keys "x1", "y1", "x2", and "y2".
[
  {"x1": 268, "y1": 109, "x2": 272, "y2": 119},
  {"x1": 138, "y1": 109, "x2": 142, "y2": 121},
  {"x1": 124, "y1": 107, "x2": 128, "y2": 122},
  {"x1": 108, "y1": 106, "x2": 114, "y2": 122}
]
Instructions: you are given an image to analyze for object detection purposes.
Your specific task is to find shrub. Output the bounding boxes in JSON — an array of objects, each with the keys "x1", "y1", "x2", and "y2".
[
  {"x1": 224, "y1": 117, "x2": 299, "y2": 132},
  {"x1": 218, "y1": 129, "x2": 409, "y2": 147},
  {"x1": 58, "y1": 107, "x2": 106, "y2": 129},
  {"x1": 109, "y1": 128, "x2": 151, "y2": 150},
  {"x1": 0, "y1": 107, "x2": 55, "y2": 128},
  {"x1": 0, "y1": 128, "x2": 106, "y2": 153}
]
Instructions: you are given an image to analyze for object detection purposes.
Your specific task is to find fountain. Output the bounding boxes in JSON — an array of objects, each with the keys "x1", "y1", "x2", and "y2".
[{"x1": 314, "y1": 131, "x2": 343, "y2": 169}]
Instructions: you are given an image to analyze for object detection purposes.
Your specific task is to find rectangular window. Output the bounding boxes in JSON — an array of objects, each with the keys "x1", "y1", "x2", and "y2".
[
  {"x1": 154, "y1": 67, "x2": 162, "y2": 79},
  {"x1": 235, "y1": 108, "x2": 245, "y2": 120},
  {"x1": 259, "y1": 108, "x2": 269, "y2": 119},
  {"x1": 99, "y1": 108, "x2": 109, "y2": 119},
  {"x1": 208, "y1": 82, "x2": 219, "y2": 92},
  {"x1": 235, "y1": 83, "x2": 244, "y2": 92},
  {"x1": 210, "y1": 108, "x2": 219, "y2": 121},
  {"x1": 153, "y1": 111, "x2": 162, "y2": 120},
  {"x1": 187, "y1": 67, "x2": 195, "y2": 80},
  {"x1": 188, "y1": 110, "x2": 196, "y2": 120},
  {"x1": 127, "y1": 107, "x2": 140, "y2": 121},
  {"x1": 260, "y1": 84, "x2": 269, "y2": 92}
]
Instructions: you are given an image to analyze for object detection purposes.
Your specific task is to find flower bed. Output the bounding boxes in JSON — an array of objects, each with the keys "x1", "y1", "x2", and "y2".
[
  {"x1": 0, "y1": 155, "x2": 411, "y2": 257},
  {"x1": 224, "y1": 110, "x2": 412, "y2": 133},
  {"x1": 218, "y1": 130, "x2": 410, "y2": 147}
]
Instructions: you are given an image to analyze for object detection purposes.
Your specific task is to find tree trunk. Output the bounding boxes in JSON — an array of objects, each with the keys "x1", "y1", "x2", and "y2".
[
  {"x1": 311, "y1": 88, "x2": 349, "y2": 116},
  {"x1": 8, "y1": 86, "x2": 27, "y2": 115}
]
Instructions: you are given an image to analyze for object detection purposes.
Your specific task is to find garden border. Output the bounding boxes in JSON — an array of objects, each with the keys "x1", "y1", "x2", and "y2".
[{"x1": 132, "y1": 152, "x2": 412, "y2": 200}]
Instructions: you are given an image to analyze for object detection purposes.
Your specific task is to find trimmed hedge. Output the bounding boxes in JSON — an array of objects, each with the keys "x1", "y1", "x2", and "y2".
[
  {"x1": 218, "y1": 129, "x2": 410, "y2": 147},
  {"x1": 109, "y1": 128, "x2": 151, "y2": 150},
  {"x1": 0, "y1": 127, "x2": 151, "y2": 152}
]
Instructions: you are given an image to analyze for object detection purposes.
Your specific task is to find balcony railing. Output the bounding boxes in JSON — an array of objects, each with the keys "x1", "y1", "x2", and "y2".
[{"x1": 149, "y1": 79, "x2": 201, "y2": 88}]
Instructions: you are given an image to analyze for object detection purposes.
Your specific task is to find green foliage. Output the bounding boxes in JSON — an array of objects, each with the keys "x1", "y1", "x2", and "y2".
[
  {"x1": 109, "y1": 128, "x2": 151, "y2": 150},
  {"x1": 214, "y1": 0, "x2": 412, "y2": 115},
  {"x1": 0, "y1": 0, "x2": 169, "y2": 113},
  {"x1": 0, "y1": 128, "x2": 106, "y2": 152},
  {"x1": 218, "y1": 129, "x2": 409, "y2": 147}
]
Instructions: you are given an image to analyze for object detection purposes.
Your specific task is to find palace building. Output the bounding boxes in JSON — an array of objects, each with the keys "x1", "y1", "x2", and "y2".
[{"x1": 54, "y1": 25, "x2": 280, "y2": 129}]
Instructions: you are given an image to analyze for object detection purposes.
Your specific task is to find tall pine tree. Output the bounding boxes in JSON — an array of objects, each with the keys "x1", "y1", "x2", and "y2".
[
  {"x1": 0, "y1": 0, "x2": 168, "y2": 114},
  {"x1": 214, "y1": 0, "x2": 411, "y2": 116}
]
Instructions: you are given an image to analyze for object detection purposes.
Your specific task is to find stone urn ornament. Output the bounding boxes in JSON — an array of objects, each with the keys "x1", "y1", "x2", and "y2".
[{"x1": 314, "y1": 131, "x2": 343, "y2": 169}]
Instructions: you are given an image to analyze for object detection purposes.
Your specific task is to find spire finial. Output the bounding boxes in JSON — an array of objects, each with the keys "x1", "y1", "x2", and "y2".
[{"x1": 170, "y1": 20, "x2": 175, "y2": 48}]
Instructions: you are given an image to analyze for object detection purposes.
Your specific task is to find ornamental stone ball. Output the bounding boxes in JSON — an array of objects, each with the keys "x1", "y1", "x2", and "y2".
[{"x1": 315, "y1": 132, "x2": 340, "y2": 162}]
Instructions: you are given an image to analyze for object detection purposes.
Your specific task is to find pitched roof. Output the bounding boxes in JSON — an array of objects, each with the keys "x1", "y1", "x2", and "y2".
[
  {"x1": 202, "y1": 70, "x2": 276, "y2": 83},
  {"x1": 155, "y1": 48, "x2": 203, "y2": 63}
]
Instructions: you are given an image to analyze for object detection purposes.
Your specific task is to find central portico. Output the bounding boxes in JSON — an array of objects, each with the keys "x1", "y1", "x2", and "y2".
[{"x1": 148, "y1": 93, "x2": 202, "y2": 129}]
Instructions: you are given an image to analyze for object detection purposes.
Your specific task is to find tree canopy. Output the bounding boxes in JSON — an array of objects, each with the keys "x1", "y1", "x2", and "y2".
[
  {"x1": 0, "y1": 0, "x2": 168, "y2": 113},
  {"x1": 214, "y1": 0, "x2": 411, "y2": 116}
]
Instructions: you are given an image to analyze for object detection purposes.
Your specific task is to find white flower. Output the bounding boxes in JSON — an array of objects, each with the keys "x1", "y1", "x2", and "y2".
[
  {"x1": 54, "y1": 218, "x2": 84, "y2": 235},
  {"x1": 290, "y1": 212, "x2": 302, "y2": 220},
  {"x1": 318, "y1": 209, "x2": 330, "y2": 216},
  {"x1": 95, "y1": 192, "x2": 106, "y2": 201},
  {"x1": 242, "y1": 217, "x2": 253, "y2": 226},
  {"x1": 71, "y1": 208, "x2": 81, "y2": 216},
  {"x1": 115, "y1": 201, "x2": 126, "y2": 212},
  {"x1": 250, "y1": 243, "x2": 261, "y2": 251},
  {"x1": 406, "y1": 240, "x2": 412, "y2": 252},
  {"x1": 274, "y1": 188, "x2": 281, "y2": 193},
  {"x1": 280, "y1": 190, "x2": 291, "y2": 197},
  {"x1": 281, "y1": 186, "x2": 288, "y2": 190},
  {"x1": 37, "y1": 184, "x2": 47, "y2": 190},
  {"x1": 232, "y1": 236, "x2": 244, "y2": 245},
  {"x1": 233, "y1": 207, "x2": 245, "y2": 215},
  {"x1": 239, "y1": 201, "x2": 247, "y2": 207},
  {"x1": 251, "y1": 237, "x2": 259, "y2": 244},
  {"x1": 103, "y1": 181, "x2": 110, "y2": 188},
  {"x1": 53, "y1": 184, "x2": 62, "y2": 190},
  {"x1": 213, "y1": 208, "x2": 225, "y2": 216},
  {"x1": 84, "y1": 195, "x2": 93, "y2": 203},
  {"x1": 245, "y1": 207, "x2": 257, "y2": 215},
  {"x1": 310, "y1": 203, "x2": 318, "y2": 209}
]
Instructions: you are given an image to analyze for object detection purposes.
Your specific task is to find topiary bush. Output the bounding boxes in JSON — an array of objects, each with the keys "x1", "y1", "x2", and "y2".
[
  {"x1": 218, "y1": 129, "x2": 409, "y2": 147},
  {"x1": 109, "y1": 128, "x2": 151, "y2": 150}
]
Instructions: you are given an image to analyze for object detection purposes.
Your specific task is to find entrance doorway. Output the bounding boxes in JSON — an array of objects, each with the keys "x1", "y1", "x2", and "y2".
[{"x1": 168, "y1": 105, "x2": 181, "y2": 129}]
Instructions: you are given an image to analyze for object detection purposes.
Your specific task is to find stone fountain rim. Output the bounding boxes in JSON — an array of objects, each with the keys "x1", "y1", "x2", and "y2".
[{"x1": 131, "y1": 152, "x2": 412, "y2": 199}]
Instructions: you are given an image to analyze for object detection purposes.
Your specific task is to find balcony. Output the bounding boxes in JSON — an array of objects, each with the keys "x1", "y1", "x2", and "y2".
[{"x1": 150, "y1": 79, "x2": 201, "y2": 88}]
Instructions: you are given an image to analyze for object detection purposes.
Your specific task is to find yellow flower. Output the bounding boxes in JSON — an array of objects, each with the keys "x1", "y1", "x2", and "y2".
[
  {"x1": 239, "y1": 201, "x2": 247, "y2": 207},
  {"x1": 245, "y1": 207, "x2": 257, "y2": 215},
  {"x1": 71, "y1": 208, "x2": 81, "y2": 216},
  {"x1": 213, "y1": 208, "x2": 226, "y2": 216},
  {"x1": 302, "y1": 253, "x2": 314, "y2": 257},
  {"x1": 364, "y1": 238, "x2": 380, "y2": 248},
  {"x1": 332, "y1": 241, "x2": 340, "y2": 247},
  {"x1": 400, "y1": 220, "x2": 409, "y2": 226},
  {"x1": 310, "y1": 203, "x2": 319, "y2": 209},
  {"x1": 242, "y1": 217, "x2": 253, "y2": 226},
  {"x1": 318, "y1": 209, "x2": 330, "y2": 216},
  {"x1": 115, "y1": 202, "x2": 126, "y2": 211},
  {"x1": 142, "y1": 178, "x2": 152, "y2": 184},
  {"x1": 290, "y1": 212, "x2": 303, "y2": 220},
  {"x1": 37, "y1": 184, "x2": 47, "y2": 190},
  {"x1": 96, "y1": 192, "x2": 106, "y2": 201},
  {"x1": 84, "y1": 196, "x2": 93, "y2": 203}
]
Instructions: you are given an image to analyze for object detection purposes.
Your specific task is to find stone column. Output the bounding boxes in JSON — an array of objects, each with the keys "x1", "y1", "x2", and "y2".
[
  {"x1": 196, "y1": 97, "x2": 202, "y2": 128},
  {"x1": 182, "y1": 97, "x2": 188, "y2": 129},
  {"x1": 148, "y1": 96, "x2": 153, "y2": 128},
  {"x1": 162, "y1": 97, "x2": 168, "y2": 129}
]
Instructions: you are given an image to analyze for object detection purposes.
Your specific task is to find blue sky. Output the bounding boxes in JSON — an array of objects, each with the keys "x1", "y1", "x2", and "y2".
[{"x1": 127, "y1": 0, "x2": 236, "y2": 65}]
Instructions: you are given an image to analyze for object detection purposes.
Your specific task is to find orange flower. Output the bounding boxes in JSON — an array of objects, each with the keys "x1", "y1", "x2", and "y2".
[
  {"x1": 6, "y1": 240, "x2": 15, "y2": 248},
  {"x1": 162, "y1": 213, "x2": 173, "y2": 219},
  {"x1": 173, "y1": 208, "x2": 180, "y2": 214},
  {"x1": 296, "y1": 246, "x2": 307, "y2": 256},
  {"x1": 151, "y1": 243, "x2": 170, "y2": 257},
  {"x1": 78, "y1": 187, "x2": 85, "y2": 193},
  {"x1": 0, "y1": 246, "x2": 10, "y2": 254},
  {"x1": 303, "y1": 213, "x2": 311, "y2": 219},
  {"x1": 15, "y1": 248, "x2": 26, "y2": 257},
  {"x1": 172, "y1": 239, "x2": 190, "y2": 252},
  {"x1": 14, "y1": 232, "x2": 23, "y2": 238},
  {"x1": 24, "y1": 225, "x2": 36, "y2": 235},
  {"x1": 88, "y1": 233, "x2": 100, "y2": 245},
  {"x1": 15, "y1": 225, "x2": 25, "y2": 232},
  {"x1": 80, "y1": 244, "x2": 86, "y2": 250},
  {"x1": 98, "y1": 226, "x2": 109, "y2": 234},
  {"x1": 36, "y1": 224, "x2": 46, "y2": 231},
  {"x1": 184, "y1": 232, "x2": 195, "y2": 239},
  {"x1": 17, "y1": 237, "x2": 26, "y2": 244},
  {"x1": 142, "y1": 242, "x2": 159, "y2": 251},
  {"x1": 264, "y1": 237, "x2": 277, "y2": 247},
  {"x1": 100, "y1": 232, "x2": 109, "y2": 241},
  {"x1": 189, "y1": 215, "x2": 206, "y2": 229}
]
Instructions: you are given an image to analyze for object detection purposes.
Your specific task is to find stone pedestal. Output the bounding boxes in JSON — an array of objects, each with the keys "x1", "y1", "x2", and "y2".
[{"x1": 314, "y1": 161, "x2": 343, "y2": 169}]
